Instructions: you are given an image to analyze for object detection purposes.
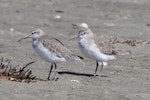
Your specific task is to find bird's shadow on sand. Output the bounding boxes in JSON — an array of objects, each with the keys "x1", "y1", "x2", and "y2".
[{"x1": 58, "y1": 71, "x2": 108, "y2": 77}]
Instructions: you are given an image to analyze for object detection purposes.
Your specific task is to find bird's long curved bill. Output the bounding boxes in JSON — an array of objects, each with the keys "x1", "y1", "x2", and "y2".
[
  {"x1": 17, "y1": 34, "x2": 31, "y2": 42},
  {"x1": 68, "y1": 35, "x2": 78, "y2": 41}
]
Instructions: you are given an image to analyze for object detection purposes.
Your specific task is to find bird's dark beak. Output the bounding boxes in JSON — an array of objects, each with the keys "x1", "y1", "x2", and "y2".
[
  {"x1": 68, "y1": 30, "x2": 82, "y2": 41},
  {"x1": 68, "y1": 35, "x2": 78, "y2": 41},
  {"x1": 17, "y1": 33, "x2": 32, "y2": 42}
]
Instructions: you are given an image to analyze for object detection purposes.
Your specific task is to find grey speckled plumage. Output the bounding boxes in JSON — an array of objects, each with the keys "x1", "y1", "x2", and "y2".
[{"x1": 35, "y1": 35, "x2": 82, "y2": 61}]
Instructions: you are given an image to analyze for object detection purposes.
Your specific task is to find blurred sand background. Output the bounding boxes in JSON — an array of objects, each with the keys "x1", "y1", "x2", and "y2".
[{"x1": 0, "y1": 0, "x2": 150, "y2": 100}]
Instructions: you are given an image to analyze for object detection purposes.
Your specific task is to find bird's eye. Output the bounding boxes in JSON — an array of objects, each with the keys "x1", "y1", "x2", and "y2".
[
  {"x1": 78, "y1": 31, "x2": 86, "y2": 37},
  {"x1": 32, "y1": 31, "x2": 36, "y2": 34},
  {"x1": 80, "y1": 32, "x2": 86, "y2": 35}
]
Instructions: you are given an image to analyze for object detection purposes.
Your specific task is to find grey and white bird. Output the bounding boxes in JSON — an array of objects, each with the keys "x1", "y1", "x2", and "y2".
[
  {"x1": 69, "y1": 23, "x2": 117, "y2": 77},
  {"x1": 18, "y1": 29, "x2": 83, "y2": 80}
]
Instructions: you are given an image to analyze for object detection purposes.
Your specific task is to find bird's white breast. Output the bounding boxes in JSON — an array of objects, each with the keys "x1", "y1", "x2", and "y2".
[
  {"x1": 78, "y1": 38, "x2": 115, "y2": 61},
  {"x1": 32, "y1": 40, "x2": 67, "y2": 63}
]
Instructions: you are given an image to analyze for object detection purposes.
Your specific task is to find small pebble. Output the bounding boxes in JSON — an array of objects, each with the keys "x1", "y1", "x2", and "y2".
[
  {"x1": 10, "y1": 28, "x2": 14, "y2": 32},
  {"x1": 71, "y1": 79, "x2": 80, "y2": 83},
  {"x1": 10, "y1": 77, "x2": 15, "y2": 81},
  {"x1": 54, "y1": 15, "x2": 61, "y2": 19}
]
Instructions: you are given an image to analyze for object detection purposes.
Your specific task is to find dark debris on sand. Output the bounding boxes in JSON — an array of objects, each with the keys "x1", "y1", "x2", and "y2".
[
  {"x1": 0, "y1": 57, "x2": 46, "y2": 83},
  {"x1": 111, "y1": 37, "x2": 150, "y2": 47}
]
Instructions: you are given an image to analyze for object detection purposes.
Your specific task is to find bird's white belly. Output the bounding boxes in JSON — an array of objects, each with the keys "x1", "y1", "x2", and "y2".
[
  {"x1": 79, "y1": 41, "x2": 99, "y2": 60},
  {"x1": 78, "y1": 39, "x2": 113, "y2": 61},
  {"x1": 33, "y1": 43, "x2": 66, "y2": 63}
]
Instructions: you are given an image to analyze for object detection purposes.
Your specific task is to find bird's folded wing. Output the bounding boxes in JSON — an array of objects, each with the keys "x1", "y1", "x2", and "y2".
[{"x1": 39, "y1": 36, "x2": 73, "y2": 59}]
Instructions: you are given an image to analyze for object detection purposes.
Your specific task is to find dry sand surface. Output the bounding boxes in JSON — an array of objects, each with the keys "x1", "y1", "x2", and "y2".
[{"x1": 0, "y1": 0, "x2": 150, "y2": 100}]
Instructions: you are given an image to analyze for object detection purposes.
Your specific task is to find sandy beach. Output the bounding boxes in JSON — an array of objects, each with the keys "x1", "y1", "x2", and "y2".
[{"x1": 0, "y1": 0, "x2": 150, "y2": 100}]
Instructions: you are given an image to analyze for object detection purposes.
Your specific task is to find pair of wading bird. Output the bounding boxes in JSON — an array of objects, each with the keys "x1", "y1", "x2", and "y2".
[{"x1": 18, "y1": 23, "x2": 123, "y2": 81}]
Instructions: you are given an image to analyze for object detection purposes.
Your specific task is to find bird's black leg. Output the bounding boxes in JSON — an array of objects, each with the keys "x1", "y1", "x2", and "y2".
[
  {"x1": 47, "y1": 63, "x2": 53, "y2": 80},
  {"x1": 94, "y1": 61, "x2": 99, "y2": 77},
  {"x1": 52, "y1": 63, "x2": 59, "y2": 81}
]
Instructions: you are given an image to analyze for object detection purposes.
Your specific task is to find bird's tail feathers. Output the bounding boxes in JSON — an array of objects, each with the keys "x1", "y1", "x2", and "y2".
[
  {"x1": 70, "y1": 54, "x2": 85, "y2": 66},
  {"x1": 107, "y1": 55, "x2": 116, "y2": 60},
  {"x1": 72, "y1": 54, "x2": 84, "y2": 61}
]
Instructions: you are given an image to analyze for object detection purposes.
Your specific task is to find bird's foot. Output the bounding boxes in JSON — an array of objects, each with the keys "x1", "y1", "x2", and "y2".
[
  {"x1": 93, "y1": 73, "x2": 101, "y2": 78},
  {"x1": 47, "y1": 77, "x2": 59, "y2": 81},
  {"x1": 51, "y1": 77, "x2": 59, "y2": 81}
]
